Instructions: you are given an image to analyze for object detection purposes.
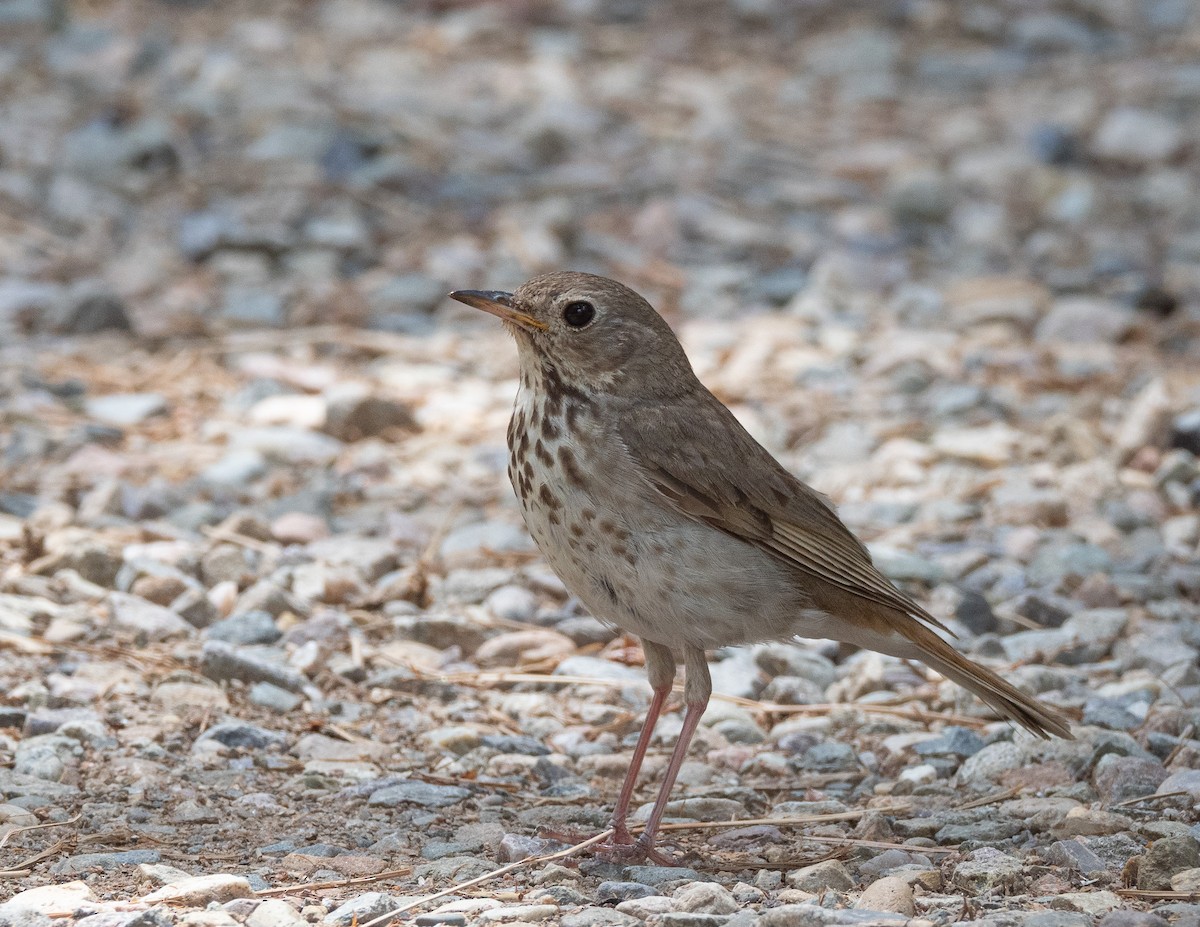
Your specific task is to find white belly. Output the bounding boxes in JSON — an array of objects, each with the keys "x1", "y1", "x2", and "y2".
[{"x1": 508, "y1": 389, "x2": 818, "y2": 650}]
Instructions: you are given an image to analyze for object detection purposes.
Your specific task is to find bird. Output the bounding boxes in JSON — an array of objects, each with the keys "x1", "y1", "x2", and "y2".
[{"x1": 449, "y1": 271, "x2": 1072, "y2": 863}]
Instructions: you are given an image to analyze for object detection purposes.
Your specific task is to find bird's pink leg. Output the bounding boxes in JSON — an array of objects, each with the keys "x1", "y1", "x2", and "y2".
[
  {"x1": 608, "y1": 639, "x2": 676, "y2": 844},
  {"x1": 631, "y1": 645, "x2": 711, "y2": 862}
]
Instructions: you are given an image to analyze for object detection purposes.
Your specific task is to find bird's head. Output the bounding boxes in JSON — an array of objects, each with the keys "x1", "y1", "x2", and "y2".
[{"x1": 449, "y1": 271, "x2": 693, "y2": 397}]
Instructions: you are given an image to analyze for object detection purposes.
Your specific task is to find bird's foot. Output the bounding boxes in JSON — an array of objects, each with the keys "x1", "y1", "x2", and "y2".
[
  {"x1": 537, "y1": 827, "x2": 680, "y2": 866},
  {"x1": 592, "y1": 832, "x2": 681, "y2": 867}
]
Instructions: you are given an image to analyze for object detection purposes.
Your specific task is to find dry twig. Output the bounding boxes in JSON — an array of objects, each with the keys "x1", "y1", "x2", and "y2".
[{"x1": 0, "y1": 812, "x2": 81, "y2": 850}]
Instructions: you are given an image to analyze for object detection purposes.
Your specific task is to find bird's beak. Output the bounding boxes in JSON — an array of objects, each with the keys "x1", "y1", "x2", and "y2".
[{"x1": 448, "y1": 290, "x2": 548, "y2": 331}]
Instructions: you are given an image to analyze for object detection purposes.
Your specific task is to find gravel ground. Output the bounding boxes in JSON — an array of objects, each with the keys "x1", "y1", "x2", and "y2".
[{"x1": 2, "y1": 2, "x2": 1200, "y2": 927}]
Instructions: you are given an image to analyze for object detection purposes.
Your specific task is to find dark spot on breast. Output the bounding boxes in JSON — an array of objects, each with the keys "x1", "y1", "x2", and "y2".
[
  {"x1": 518, "y1": 431, "x2": 530, "y2": 457},
  {"x1": 534, "y1": 439, "x2": 553, "y2": 466},
  {"x1": 581, "y1": 507, "x2": 596, "y2": 523},
  {"x1": 569, "y1": 522, "x2": 584, "y2": 538},
  {"x1": 542, "y1": 417, "x2": 560, "y2": 440},
  {"x1": 538, "y1": 484, "x2": 561, "y2": 511},
  {"x1": 558, "y1": 446, "x2": 585, "y2": 487},
  {"x1": 540, "y1": 363, "x2": 587, "y2": 417},
  {"x1": 521, "y1": 460, "x2": 534, "y2": 480}
]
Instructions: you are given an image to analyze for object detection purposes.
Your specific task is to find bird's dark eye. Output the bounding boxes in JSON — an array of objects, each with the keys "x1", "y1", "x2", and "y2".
[{"x1": 562, "y1": 300, "x2": 595, "y2": 328}]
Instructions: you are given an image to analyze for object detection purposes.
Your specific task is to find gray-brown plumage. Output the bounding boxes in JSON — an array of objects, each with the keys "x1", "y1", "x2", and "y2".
[{"x1": 450, "y1": 271, "x2": 1071, "y2": 862}]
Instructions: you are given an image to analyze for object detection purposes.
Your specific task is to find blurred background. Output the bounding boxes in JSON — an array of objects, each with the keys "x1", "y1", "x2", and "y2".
[
  {"x1": 2, "y1": 1, "x2": 1200, "y2": 909},
  {"x1": 1, "y1": 0, "x2": 1198, "y2": 338}
]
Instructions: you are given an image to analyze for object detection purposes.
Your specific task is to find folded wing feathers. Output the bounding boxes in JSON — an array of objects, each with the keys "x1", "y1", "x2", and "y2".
[
  {"x1": 769, "y1": 519, "x2": 955, "y2": 636},
  {"x1": 646, "y1": 463, "x2": 953, "y2": 637}
]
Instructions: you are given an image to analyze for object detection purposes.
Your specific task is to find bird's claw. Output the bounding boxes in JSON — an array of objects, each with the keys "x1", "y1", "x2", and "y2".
[
  {"x1": 593, "y1": 832, "x2": 681, "y2": 866},
  {"x1": 538, "y1": 826, "x2": 680, "y2": 866}
]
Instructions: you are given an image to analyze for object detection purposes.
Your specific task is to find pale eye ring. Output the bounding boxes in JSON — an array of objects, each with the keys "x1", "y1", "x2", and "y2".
[{"x1": 562, "y1": 300, "x2": 595, "y2": 328}]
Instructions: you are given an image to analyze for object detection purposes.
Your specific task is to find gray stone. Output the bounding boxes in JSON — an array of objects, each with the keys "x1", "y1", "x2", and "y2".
[
  {"x1": 1083, "y1": 699, "x2": 1141, "y2": 731},
  {"x1": 367, "y1": 274, "x2": 446, "y2": 328},
  {"x1": 227, "y1": 426, "x2": 342, "y2": 464},
  {"x1": 49, "y1": 544, "x2": 123, "y2": 588},
  {"x1": 307, "y1": 536, "x2": 398, "y2": 582},
  {"x1": 1094, "y1": 754, "x2": 1168, "y2": 804},
  {"x1": 367, "y1": 781, "x2": 471, "y2": 808},
  {"x1": 555, "y1": 655, "x2": 646, "y2": 683},
  {"x1": 1092, "y1": 108, "x2": 1185, "y2": 164},
  {"x1": 1027, "y1": 542, "x2": 1113, "y2": 585},
  {"x1": 323, "y1": 893, "x2": 403, "y2": 927},
  {"x1": 85, "y1": 393, "x2": 168, "y2": 426},
  {"x1": 392, "y1": 613, "x2": 487, "y2": 653},
  {"x1": 322, "y1": 392, "x2": 416, "y2": 442},
  {"x1": 480, "y1": 734, "x2": 550, "y2": 756},
  {"x1": 657, "y1": 916, "x2": 733, "y2": 927},
  {"x1": 753, "y1": 644, "x2": 836, "y2": 689},
  {"x1": 1086, "y1": 833, "x2": 1147, "y2": 872},
  {"x1": 222, "y1": 288, "x2": 286, "y2": 328},
  {"x1": 554, "y1": 614, "x2": 618, "y2": 646},
  {"x1": 673, "y1": 882, "x2": 738, "y2": 914},
  {"x1": 1035, "y1": 298, "x2": 1133, "y2": 344},
  {"x1": 887, "y1": 169, "x2": 954, "y2": 224},
  {"x1": 800, "y1": 741, "x2": 858, "y2": 772},
  {"x1": 248, "y1": 682, "x2": 303, "y2": 713},
  {"x1": 439, "y1": 521, "x2": 536, "y2": 566},
  {"x1": 484, "y1": 585, "x2": 539, "y2": 623},
  {"x1": 710, "y1": 647, "x2": 763, "y2": 698},
  {"x1": 50, "y1": 282, "x2": 131, "y2": 334},
  {"x1": 786, "y1": 859, "x2": 854, "y2": 892},
  {"x1": 913, "y1": 727, "x2": 985, "y2": 758},
  {"x1": 1096, "y1": 914, "x2": 1169, "y2": 927},
  {"x1": 956, "y1": 591, "x2": 999, "y2": 635},
  {"x1": 759, "y1": 907, "x2": 909, "y2": 927},
  {"x1": 202, "y1": 449, "x2": 269, "y2": 487},
  {"x1": 496, "y1": 833, "x2": 555, "y2": 862},
  {"x1": 869, "y1": 547, "x2": 945, "y2": 584},
  {"x1": 1159, "y1": 769, "x2": 1200, "y2": 801},
  {"x1": 597, "y1": 882, "x2": 659, "y2": 903},
  {"x1": 50, "y1": 849, "x2": 162, "y2": 874},
  {"x1": 1171, "y1": 409, "x2": 1200, "y2": 455},
  {"x1": 201, "y1": 641, "x2": 310, "y2": 693},
  {"x1": 624, "y1": 865, "x2": 707, "y2": 886},
  {"x1": 206, "y1": 610, "x2": 281, "y2": 646},
  {"x1": 1043, "y1": 839, "x2": 1112, "y2": 877},
  {"x1": 197, "y1": 721, "x2": 289, "y2": 751},
  {"x1": 411, "y1": 857, "x2": 495, "y2": 881},
  {"x1": 108, "y1": 592, "x2": 192, "y2": 641},
  {"x1": 560, "y1": 909, "x2": 642, "y2": 927},
  {"x1": 245, "y1": 899, "x2": 308, "y2": 927},
  {"x1": 236, "y1": 580, "x2": 296, "y2": 618},
  {"x1": 936, "y1": 820, "x2": 1023, "y2": 845},
  {"x1": 13, "y1": 734, "x2": 79, "y2": 781},
  {"x1": 1138, "y1": 835, "x2": 1200, "y2": 890},
  {"x1": 952, "y1": 847, "x2": 1024, "y2": 893}
]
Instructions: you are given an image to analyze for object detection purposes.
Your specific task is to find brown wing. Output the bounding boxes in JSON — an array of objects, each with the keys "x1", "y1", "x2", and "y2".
[{"x1": 618, "y1": 394, "x2": 953, "y2": 637}]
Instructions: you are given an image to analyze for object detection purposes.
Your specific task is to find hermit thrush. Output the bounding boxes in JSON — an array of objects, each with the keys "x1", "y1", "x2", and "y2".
[{"x1": 450, "y1": 272, "x2": 1071, "y2": 862}]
